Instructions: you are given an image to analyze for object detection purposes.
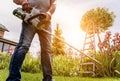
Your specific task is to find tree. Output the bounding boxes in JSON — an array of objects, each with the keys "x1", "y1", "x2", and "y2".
[
  {"x1": 52, "y1": 24, "x2": 66, "y2": 55},
  {"x1": 80, "y1": 7, "x2": 115, "y2": 34}
]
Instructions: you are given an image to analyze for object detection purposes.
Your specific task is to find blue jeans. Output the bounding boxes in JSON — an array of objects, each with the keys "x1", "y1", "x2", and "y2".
[{"x1": 6, "y1": 22, "x2": 52, "y2": 81}]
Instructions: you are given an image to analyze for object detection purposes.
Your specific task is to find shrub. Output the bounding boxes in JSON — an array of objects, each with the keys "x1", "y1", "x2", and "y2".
[
  {"x1": 96, "y1": 31, "x2": 120, "y2": 77},
  {"x1": 0, "y1": 52, "x2": 42, "y2": 73},
  {"x1": 52, "y1": 55, "x2": 80, "y2": 76},
  {"x1": 0, "y1": 53, "x2": 10, "y2": 70},
  {"x1": 21, "y1": 53, "x2": 41, "y2": 73},
  {"x1": 95, "y1": 51, "x2": 120, "y2": 77}
]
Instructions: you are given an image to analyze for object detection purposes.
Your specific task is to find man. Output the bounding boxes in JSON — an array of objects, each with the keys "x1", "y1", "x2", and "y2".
[{"x1": 6, "y1": 0, "x2": 56, "y2": 81}]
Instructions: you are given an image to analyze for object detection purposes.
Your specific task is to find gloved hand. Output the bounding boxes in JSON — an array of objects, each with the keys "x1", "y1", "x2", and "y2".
[
  {"x1": 22, "y1": 0, "x2": 31, "y2": 11},
  {"x1": 13, "y1": 0, "x2": 31, "y2": 11}
]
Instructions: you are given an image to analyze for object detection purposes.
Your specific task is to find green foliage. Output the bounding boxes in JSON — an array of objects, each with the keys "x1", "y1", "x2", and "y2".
[
  {"x1": 0, "y1": 53, "x2": 41, "y2": 73},
  {"x1": 80, "y1": 7, "x2": 115, "y2": 34},
  {"x1": 95, "y1": 32, "x2": 120, "y2": 77},
  {"x1": 95, "y1": 51, "x2": 120, "y2": 77},
  {"x1": 52, "y1": 24, "x2": 66, "y2": 55},
  {"x1": 21, "y1": 53, "x2": 41, "y2": 73},
  {"x1": 1, "y1": 35, "x2": 120, "y2": 78},
  {"x1": 0, "y1": 53, "x2": 10, "y2": 69},
  {"x1": 52, "y1": 55, "x2": 80, "y2": 76}
]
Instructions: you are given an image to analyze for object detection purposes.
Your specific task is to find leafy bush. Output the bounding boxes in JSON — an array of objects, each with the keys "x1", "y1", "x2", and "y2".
[
  {"x1": 0, "y1": 52, "x2": 41, "y2": 73},
  {"x1": 96, "y1": 31, "x2": 120, "y2": 77},
  {"x1": 0, "y1": 53, "x2": 10, "y2": 69},
  {"x1": 0, "y1": 52, "x2": 82, "y2": 76},
  {"x1": 52, "y1": 55, "x2": 80, "y2": 76},
  {"x1": 21, "y1": 53, "x2": 41, "y2": 73}
]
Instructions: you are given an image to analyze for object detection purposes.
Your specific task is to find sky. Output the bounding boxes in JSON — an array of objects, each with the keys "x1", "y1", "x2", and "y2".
[{"x1": 0, "y1": 0, "x2": 120, "y2": 55}]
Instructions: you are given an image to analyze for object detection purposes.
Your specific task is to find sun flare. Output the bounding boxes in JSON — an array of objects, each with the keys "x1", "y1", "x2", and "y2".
[{"x1": 63, "y1": 29, "x2": 85, "y2": 49}]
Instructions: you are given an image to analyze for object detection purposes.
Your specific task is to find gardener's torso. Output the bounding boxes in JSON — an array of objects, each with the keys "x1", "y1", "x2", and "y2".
[{"x1": 28, "y1": 0, "x2": 50, "y2": 12}]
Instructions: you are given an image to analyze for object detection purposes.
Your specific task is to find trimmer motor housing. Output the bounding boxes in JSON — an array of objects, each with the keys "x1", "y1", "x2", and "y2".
[{"x1": 13, "y1": 8, "x2": 50, "y2": 29}]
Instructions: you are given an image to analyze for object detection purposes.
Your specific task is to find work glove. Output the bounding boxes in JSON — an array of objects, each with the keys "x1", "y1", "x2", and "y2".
[{"x1": 22, "y1": 0, "x2": 31, "y2": 12}]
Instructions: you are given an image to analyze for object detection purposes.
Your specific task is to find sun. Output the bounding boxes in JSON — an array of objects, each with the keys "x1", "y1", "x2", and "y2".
[
  {"x1": 53, "y1": 1, "x2": 85, "y2": 50},
  {"x1": 63, "y1": 29, "x2": 85, "y2": 50}
]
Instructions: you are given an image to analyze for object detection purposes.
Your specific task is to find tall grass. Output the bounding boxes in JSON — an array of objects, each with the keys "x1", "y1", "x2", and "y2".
[
  {"x1": 95, "y1": 32, "x2": 120, "y2": 77},
  {"x1": 1, "y1": 50, "x2": 120, "y2": 77},
  {"x1": 21, "y1": 53, "x2": 41, "y2": 73},
  {"x1": 95, "y1": 51, "x2": 120, "y2": 77},
  {"x1": 0, "y1": 53, "x2": 10, "y2": 69},
  {"x1": 52, "y1": 55, "x2": 80, "y2": 76}
]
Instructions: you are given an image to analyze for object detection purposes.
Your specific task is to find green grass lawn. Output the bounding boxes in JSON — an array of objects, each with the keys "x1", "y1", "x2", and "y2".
[{"x1": 0, "y1": 69, "x2": 120, "y2": 81}]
